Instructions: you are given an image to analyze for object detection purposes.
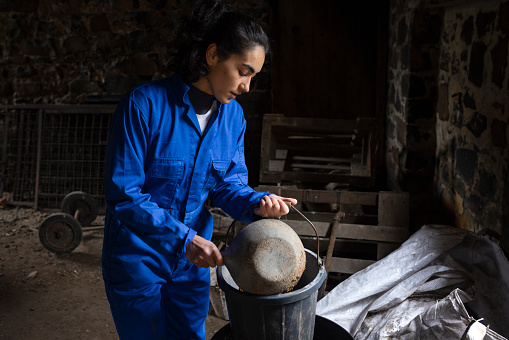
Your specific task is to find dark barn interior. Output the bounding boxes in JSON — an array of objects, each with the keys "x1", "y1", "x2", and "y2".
[{"x1": 1, "y1": 0, "x2": 509, "y2": 339}]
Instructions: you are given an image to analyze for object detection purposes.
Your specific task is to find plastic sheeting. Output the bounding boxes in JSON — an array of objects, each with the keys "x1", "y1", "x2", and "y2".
[{"x1": 316, "y1": 225, "x2": 509, "y2": 339}]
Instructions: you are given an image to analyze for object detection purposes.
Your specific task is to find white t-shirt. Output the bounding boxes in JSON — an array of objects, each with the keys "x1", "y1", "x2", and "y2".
[{"x1": 196, "y1": 100, "x2": 218, "y2": 133}]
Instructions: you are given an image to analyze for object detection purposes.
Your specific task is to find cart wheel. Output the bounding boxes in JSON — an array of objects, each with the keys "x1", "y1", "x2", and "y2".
[
  {"x1": 61, "y1": 191, "x2": 98, "y2": 226},
  {"x1": 39, "y1": 213, "x2": 83, "y2": 254}
]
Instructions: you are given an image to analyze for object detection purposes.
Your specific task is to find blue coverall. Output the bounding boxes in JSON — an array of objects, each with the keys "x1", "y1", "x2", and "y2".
[{"x1": 102, "y1": 74, "x2": 267, "y2": 339}]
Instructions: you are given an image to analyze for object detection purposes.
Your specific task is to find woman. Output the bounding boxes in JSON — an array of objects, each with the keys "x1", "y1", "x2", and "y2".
[{"x1": 102, "y1": 1, "x2": 297, "y2": 339}]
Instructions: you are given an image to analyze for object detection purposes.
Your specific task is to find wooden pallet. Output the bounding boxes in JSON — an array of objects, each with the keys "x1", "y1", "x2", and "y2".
[
  {"x1": 255, "y1": 185, "x2": 409, "y2": 288},
  {"x1": 259, "y1": 114, "x2": 381, "y2": 188}
]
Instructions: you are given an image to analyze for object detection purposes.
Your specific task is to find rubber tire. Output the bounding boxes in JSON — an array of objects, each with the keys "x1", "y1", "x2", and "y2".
[
  {"x1": 39, "y1": 213, "x2": 83, "y2": 254},
  {"x1": 61, "y1": 191, "x2": 98, "y2": 226}
]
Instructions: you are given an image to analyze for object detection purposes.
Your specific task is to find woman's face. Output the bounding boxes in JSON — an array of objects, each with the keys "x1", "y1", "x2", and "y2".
[{"x1": 196, "y1": 44, "x2": 266, "y2": 104}]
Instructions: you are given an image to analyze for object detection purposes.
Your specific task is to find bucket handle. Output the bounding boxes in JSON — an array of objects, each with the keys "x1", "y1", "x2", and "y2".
[
  {"x1": 223, "y1": 202, "x2": 322, "y2": 268},
  {"x1": 285, "y1": 202, "x2": 322, "y2": 268}
]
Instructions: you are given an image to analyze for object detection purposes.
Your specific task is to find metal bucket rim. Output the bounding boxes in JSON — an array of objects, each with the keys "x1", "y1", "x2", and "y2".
[{"x1": 217, "y1": 248, "x2": 326, "y2": 304}]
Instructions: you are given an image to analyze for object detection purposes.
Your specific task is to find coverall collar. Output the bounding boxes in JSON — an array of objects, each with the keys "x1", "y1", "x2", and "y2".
[{"x1": 175, "y1": 73, "x2": 223, "y2": 137}]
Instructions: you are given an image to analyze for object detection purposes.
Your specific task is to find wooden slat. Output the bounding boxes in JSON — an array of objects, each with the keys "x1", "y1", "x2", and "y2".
[
  {"x1": 327, "y1": 257, "x2": 375, "y2": 275},
  {"x1": 255, "y1": 186, "x2": 379, "y2": 205},
  {"x1": 377, "y1": 243, "x2": 401, "y2": 260},
  {"x1": 292, "y1": 156, "x2": 352, "y2": 163},
  {"x1": 275, "y1": 143, "x2": 360, "y2": 157},
  {"x1": 335, "y1": 223, "x2": 409, "y2": 242},
  {"x1": 300, "y1": 237, "x2": 377, "y2": 255},
  {"x1": 268, "y1": 160, "x2": 285, "y2": 171},
  {"x1": 288, "y1": 163, "x2": 352, "y2": 171},
  {"x1": 260, "y1": 171, "x2": 376, "y2": 186},
  {"x1": 378, "y1": 191, "x2": 409, "y2": 228},
  {"x1": 285, "y1": 220, "x2": 408, "y2": 243},
  {"x1": 286, "y1": 220, "x2": 331, "y2": 237},
  {"x1": 263, "y1": 114, "x2": 364, "y2": 131},
  {"x1": 259, "y1": 114, "x2": 379, "y2": 187},
  {"x1": 282, "y1": 211, "x2": 336, "y2": 223}
]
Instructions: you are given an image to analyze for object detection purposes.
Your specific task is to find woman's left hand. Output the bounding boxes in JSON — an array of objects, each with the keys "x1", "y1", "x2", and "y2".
[{"x1": 254, "y1": 195, "x2": 298, "y2": 219}]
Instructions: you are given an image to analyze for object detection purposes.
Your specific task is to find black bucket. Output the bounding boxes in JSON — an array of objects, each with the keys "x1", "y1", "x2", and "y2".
[{"x1": 216, "y1": 249, "x2": 327, "y2": 340}]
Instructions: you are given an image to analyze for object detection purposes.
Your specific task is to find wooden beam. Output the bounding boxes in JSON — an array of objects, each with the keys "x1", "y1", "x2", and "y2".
[
  {"x1": 255, "y1": 186, "x2": 379, "y2": 205},
  {"x1": 286, "y1": 220, "x2": 409, "y2": 242},
  {"x1": 327, "y1": 257, "x2": 375, "y2": 274}
]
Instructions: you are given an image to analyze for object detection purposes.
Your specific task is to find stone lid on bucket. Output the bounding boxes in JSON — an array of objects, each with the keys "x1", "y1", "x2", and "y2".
[{"x1": 221, "y1": 219, "x2": 306, "y2": 295}]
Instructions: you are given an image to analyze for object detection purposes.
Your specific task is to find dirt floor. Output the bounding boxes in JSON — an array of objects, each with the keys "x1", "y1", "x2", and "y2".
[{"x1": 0, "y1": 204, "x2": 229, "y2": 339}]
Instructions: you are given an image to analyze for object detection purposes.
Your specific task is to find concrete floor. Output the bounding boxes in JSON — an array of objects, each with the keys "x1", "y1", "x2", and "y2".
[{"x1": 205, "y1": 314, "x2": 229, "y2": 339}]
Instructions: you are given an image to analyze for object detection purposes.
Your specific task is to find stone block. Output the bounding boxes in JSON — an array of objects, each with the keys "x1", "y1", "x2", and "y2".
[
  {"x1": 70, "y1": 78, "x2": 101, "y2": 94},
  {"x1": 455, "y1": 148, "x2": 477, "y2": 183},
  {"x1": 461, "y1": 16, "x2": 474, "y2": 45},
  {"x1": 405, "y1": 98, "x2": 434, "y2": 122},
  {"x1": 452, "y1": 93, "x2": 464, "y2": 127},
  {"x1": 437, "y1": 83, "x2": 449, "y2": 121},
  {"x1": 395, "y1": 116, "x2": 406, "y2": 145},
  {"x1": 147, "y1": 0, "x2": 167, "y2": 10},
  {"x1": 397, "y1": 18, "x2": 408, "y2": 45},
  {"x1": 468, "y1": 41, "x2": 486, "y2": 87},
  {"x1": 412, "y1": 9, "x2": 442, "y2": 44},
  {"x1": 21, "y1": 40, "x2": 53, "y2": 57},
  {"x1": 126, "y1": 54, "x2": 157, "y2": 77},
  {"x1": 0, "y1": 81, "x2": 13, "y2": 97},
  {"x1": 0, "y1": 0, "x2": 38, "y2": 12},
  {"x1": 133, "y1": 11, "x2": 158, "y2": 29},
  {"x1": 466, "y1": 111, "x2": 487, "y2": 138},
  {"x1": 407, "y1": 74, "x2": 427, "y2": 98},
  {"x1": 476, "y1": 11, "x2": 496, "y2": 39},
  {"x1": 103, "y1": 74, "x2": 139, "y2": 95},
  {"x1": 90, "y1": 14, "x2": 111, "y2": 32},
  {"x1": 491, "y1": 118, "x2": 507, "y2": 148},
  {"x1": 479, "y1": 167, "x2": 497, "y2": 200},
  {"x1": 463, "y1": 90, "x2": 476, "y2": 110},
  {"x1": 63, "y1": 36, "x2": 90, "y2": 54},
  {"x1": 498, "y1": 1, "x2": 509, "y2": 34},
  {"x1": 401, "y1": 44, "x2": 410, "y2": 69},
  {"x1": 127, "y1": 30, "x2": 160, "y2": 52},
  {"x1": 491, "y1": 36, "x2": 508, "y2": 88},
  {"x1": 37, "y1": 21, "x2": 56, "y2": 36},
  {"x1": 465, "y1": 193, "x2": 485, "y2": 217},
  {"x1": 11, "y1": 65, "x2": 37, "y2": 78},
  {"x1": 13, "y1": 81, "x2": 43, "y2": 97},
  {"x1": 409, "y1": 46, "x2": 434, "y2": 72}
]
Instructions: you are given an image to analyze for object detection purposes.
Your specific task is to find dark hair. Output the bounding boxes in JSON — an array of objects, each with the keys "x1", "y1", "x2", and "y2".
[{"x1": 172, "y1": 0, "x2": 271, "y2": 83}]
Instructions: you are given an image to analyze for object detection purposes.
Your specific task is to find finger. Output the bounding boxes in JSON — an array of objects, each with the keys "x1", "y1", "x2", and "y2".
[
  {"x1": 259, "y1": 196, "x2": 271, "y2": 217},
  {"x1": 270, "y1": 196, "x2": 282, "y2": 211},
  {"x1": 211, "y1": 249, "x2": 224, "y2": 267},
  {"x1": 282, "y1": 197, "x2": 298, "y2": 205},
  {"x1": 264, "y1": 195, "x2": 273, "y2": 209},
  {"x1": 278, "y1": 199, "x2": 289, "y2": 214},
  {"x1": 208, "y1": 246, "x2": 222, "y2": 268}
]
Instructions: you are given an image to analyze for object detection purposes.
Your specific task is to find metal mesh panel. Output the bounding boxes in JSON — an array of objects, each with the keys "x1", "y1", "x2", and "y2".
[
  {"x1": 0, "y1": 108, "x2": 40, "y2": 205},
  {"x1": 0, "y1": 105, "x2": 115, "y2": 212}
]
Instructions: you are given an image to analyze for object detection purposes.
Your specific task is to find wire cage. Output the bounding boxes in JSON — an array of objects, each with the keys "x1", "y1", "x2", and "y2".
[{"x1": 0, "y1": 105, "x2": 116, "y2": 212}]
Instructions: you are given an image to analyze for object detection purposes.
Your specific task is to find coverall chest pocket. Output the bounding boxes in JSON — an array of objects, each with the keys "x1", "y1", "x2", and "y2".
[
  {"x1": 203, "y1": 160, "x2": 230, "y2": 192},
  {"x1": 146, "y1": 157, "x2": 184, "y2": 208}
]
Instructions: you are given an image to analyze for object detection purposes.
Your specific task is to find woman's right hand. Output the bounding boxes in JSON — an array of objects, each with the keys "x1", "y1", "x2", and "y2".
[{"x1": 185, "y1": 235, "x2": 223, "y2": 268}]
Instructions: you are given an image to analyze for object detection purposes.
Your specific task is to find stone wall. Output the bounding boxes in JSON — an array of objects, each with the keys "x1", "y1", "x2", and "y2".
[
  {"x1": 0, "y1": 0, "x2": 271, "y2": 104},
  {"x1": 436, "y1": 1, "x2": 509, "y2": 249},
  {"x1": 0, "y1": 0, "x2": 272, "y2": 185},
  {"x1": 386, "y1": 0, "x2": 444, "y2": 229},
  {"x1": 386, "y1": 0, "x2": 509, "y2": 251}
]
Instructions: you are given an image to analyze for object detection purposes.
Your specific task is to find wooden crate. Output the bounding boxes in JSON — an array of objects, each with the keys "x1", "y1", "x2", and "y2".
[
  {"x1": 259, "y1": 114, "x2": 381, "y2": 188},
  {"x1": 255, "y1": 185, "x2": 409, "y2": 287}
]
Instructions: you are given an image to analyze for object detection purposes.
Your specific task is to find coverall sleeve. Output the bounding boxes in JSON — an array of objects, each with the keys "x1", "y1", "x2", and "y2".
[
  {"x1": 104, "y1": 96, "x2": 196, "y2": 265},
  {"x1": 209, "y1": 121, "x2": 270, "y2": 222}
]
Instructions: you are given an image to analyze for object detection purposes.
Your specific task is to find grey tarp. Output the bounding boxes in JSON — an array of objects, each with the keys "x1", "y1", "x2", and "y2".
[{"x1": 316, "y1": 225, "x2": 509, "y2": 339}]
